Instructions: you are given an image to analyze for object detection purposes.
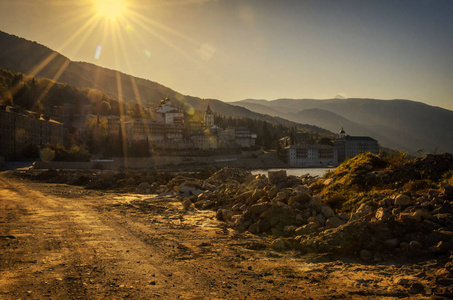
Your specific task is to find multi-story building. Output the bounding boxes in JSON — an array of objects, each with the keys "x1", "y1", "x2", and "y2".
[
  {"x1": 106, "y1": 97, "x2": 185, "y2": 145},
  {"x1": 288, "y1": 144, "x2": 338, "y2": 166},
  {"x1": 334, "y1": 127, "x2": 379, "y2": 162},
  {"x1": 218, "y1": 128, "x2": 236, "y2": 149},
  {"x1": 155, "y1": 97, "x2": 184, "y2": 125},
  {"x1": 235, "y1": 127, "x2": 257, "y2": 148},
  {"x1": 0, "y1": 106, "x2": 63, "y2": 160}
]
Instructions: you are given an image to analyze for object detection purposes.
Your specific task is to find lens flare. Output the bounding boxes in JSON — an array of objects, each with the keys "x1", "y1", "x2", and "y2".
[
  {"x1": 93, "y1": 0, "x2": 126, "y2": 20},
  {"x1": 94, "y1": 44, "x2": 102, "y2": 59}
]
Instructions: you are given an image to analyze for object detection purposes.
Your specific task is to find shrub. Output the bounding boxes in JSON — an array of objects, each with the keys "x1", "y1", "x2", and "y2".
[
  {"x1": 382, "y1": 150, "x2": 410, "y2": 169},
  {"x1": 442, "y1": 170, "x2": 453, "y2": 185},
  {"x1": 323, "y1": 192, "x2": 347, "y2": 210},
  {"x1": 402, "y1": 180, "x2": 432, "y2": 192},
  {"x1": 47, "y1": 144, "x2": 91, "y2": 162}
]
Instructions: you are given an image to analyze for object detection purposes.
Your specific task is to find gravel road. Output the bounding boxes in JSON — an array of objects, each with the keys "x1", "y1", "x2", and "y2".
[{"x1": 0, "y1": 171, "x2": 444, "y2": 299}]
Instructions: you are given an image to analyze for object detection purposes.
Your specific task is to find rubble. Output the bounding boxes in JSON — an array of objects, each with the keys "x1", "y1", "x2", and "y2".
[{"x1": 15, "y1": 154, "x2": 453, "y2": 263}]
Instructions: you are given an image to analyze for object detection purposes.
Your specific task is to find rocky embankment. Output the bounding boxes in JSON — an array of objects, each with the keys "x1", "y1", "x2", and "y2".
[{"x1": 16, "y1": 154, "x2": 453, "y2": 280}]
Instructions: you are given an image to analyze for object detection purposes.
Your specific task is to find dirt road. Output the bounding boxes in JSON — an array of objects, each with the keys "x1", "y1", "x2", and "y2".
[{"x1": 0, "y1": 172, "x2": 441, "y2": 299}]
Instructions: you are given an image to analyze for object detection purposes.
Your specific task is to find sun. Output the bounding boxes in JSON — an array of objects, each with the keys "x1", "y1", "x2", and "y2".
[{"x1": 93, "y1": 0, "x2": 127, "y2": 20}]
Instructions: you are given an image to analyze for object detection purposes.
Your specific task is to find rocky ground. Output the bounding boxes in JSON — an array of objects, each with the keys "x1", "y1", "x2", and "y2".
[{"x1": 1, "y1": 153, "x2": 453, "y2": 299}]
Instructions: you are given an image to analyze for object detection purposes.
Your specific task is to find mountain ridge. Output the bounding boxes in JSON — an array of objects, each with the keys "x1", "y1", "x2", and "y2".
[
  {"x1": 236, "y1": 98, "x2": 453, "y2": 154},
  {"x1": 0, "y1": 30, "x2": 333, "y2": 137}
]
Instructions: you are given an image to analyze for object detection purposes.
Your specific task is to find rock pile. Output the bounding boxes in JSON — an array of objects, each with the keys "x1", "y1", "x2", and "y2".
[
  {"x1": 19, "y1": 156, "x2": 453, "y2": 266},
  {"x1": 171, "y1": 164, "x2": 453, "y2": 265},
  {"x1": 299, "y1": 186, "x2": 453, "y2": 259},
  {"x1": 169, "y1": 168, "x2": 342, "y2": 236}
]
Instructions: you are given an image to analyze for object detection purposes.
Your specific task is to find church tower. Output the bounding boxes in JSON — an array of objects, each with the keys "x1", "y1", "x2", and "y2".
[
  {"x1": 204, "y1": 103, "x2": 214, "y2": 129},
  {"x1": 339, "y1": 127, "x2": 346, "y2": 138}
]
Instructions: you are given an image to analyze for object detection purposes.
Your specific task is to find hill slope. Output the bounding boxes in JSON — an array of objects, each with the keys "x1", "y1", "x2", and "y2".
[{"x1": 0, "y1": 31, "x2": 335, "y2": 136}]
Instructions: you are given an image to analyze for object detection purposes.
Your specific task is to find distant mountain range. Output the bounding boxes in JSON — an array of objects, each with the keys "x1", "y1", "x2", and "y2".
[
  {"x1": 0, "y1": 30, "x2": 333, "y2": 136},
  {"x1": 233, "y1": 98, "x2": 453, "y2": 154}
]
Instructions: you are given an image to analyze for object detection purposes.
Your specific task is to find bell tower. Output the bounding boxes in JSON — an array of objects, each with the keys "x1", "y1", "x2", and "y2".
[
  {"x1": 339, "y1": 127, "x2": 346, "y2": 138},
  {"x1": 204, "y1": 103, "x2": 214, "y2": 128}
]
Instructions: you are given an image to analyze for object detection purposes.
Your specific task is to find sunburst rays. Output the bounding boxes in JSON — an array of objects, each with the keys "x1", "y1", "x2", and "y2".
[{"x1": 8, "y1": 0, "x2": 220, "y2": 159}]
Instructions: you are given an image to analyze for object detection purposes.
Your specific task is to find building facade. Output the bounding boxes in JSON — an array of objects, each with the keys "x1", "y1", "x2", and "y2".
[
  {"x1": 334, "y1": 128, "x2": 379, "y2": 162},
  {"x1": 234, "y1": 127, "x2": 257, "y2": 148},
  {"x1": 104, "y1": 98, "x2": 257, "y2": 151},
  {"x1": 288, "y1": 144, "x2": 338, "y2": 166},
  {"x1": 0, "y1": 106, "x2": 63, "y2": 160}
]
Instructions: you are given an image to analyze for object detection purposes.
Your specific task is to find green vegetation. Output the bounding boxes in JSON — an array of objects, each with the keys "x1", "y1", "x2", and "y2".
[
  {"x1": 0, "y1": 68, "x2": 145, "y2": 118},
  {"x1": 48, "y1": 144, "x2": 91, "y2": 162},
  {"x1": 313, "y1": 151, "x2": 453, "y2": 213},
  {"x1": 443, "y1": 170, "x2": 453, "y2": 185}
]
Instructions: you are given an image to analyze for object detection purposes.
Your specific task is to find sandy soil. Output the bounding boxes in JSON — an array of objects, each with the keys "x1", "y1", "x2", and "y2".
[{"x1": 0, "y1": 171, "x2": 447, "y2": 299}]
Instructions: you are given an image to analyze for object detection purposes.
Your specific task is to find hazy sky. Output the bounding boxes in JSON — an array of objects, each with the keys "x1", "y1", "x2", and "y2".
[{"x1": 0, "y1": 0, "x2": 452, "y2": 110}]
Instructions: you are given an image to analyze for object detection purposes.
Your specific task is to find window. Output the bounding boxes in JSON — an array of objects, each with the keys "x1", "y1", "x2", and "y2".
[
  {"x1": 319, "y1": 148, "x2": 333, "y2": 158},
  {"x1": 296, "y1": 148, "x2": 308, "y2": 158}
]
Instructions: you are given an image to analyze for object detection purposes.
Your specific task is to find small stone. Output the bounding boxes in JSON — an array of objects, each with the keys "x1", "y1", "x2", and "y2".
[
  {"x1": 375, "y1": 207, "x2": 391, "y2": 221},
  {"x1": 274, "y1": 191, "x2": 290, "y2": 203},
  {"x1": 445, "y1": 261, "x2": 453, "y2": 273},
  {"x1": 399, "y1": 212, "x2": 421, "y2": 223},
  {"x1": 268, "y1": 170, "x2": 287, "y2": 184},
  {"x1": 248, "y1": 223, "x2": 260, "y2": 234},
  {"x1": 321, "y1": 206, "x2": 335, "y2": 219},
  {"x1": 395, "y1": 278, "x2": 410, "y2": 286},
  {"x1": 136, "y1": 182, "x2": 151, "y2": 194},
  {"x1": 284, "y1": 225, "x2": 297, "y2": 234},
  {"x1": 271, "y1": 238, "x2": 286, "y2": 251},
  {"x1": 351, "y1": 203, "x2": 374, "y2": 220},
  {"x1": 338, "y1": 213, "x2": 350, "y2": 221},
  {"x1": 267, "y1": 186, "x2": 278, "y2": 199},
  {"x1": 409, "y1": 282, "x2": 425, "y2": 294},
  {"x1": 316, "y1": 214, "x2": 326, "y2": 226},
  {"x1": 288, "y1": 192, "x2": 311, "y2": 205},
  {"x1": 394, "y1": 194, "x2": 412, "y2": 206},
  {"x1": 249, "y1": 203, "x2": 269, "y2": 215},
  {"x1": 309, "y1": 196, "x2": 323, "y2": 210},
  {"x1": 325, "y1": 216, "x2": 345, "y2": 229},
  {"x1": 182, "y1": 198, "x2": 193, "y2": 210}
]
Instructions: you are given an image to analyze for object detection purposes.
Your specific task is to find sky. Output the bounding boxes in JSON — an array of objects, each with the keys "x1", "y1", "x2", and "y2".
[{"x1": 0, "y1": 0, "x2": 452, "y2": 110}]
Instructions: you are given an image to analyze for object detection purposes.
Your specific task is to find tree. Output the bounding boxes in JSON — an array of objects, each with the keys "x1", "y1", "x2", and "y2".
[
  {"x1": 261, "y1": 121, "x2": 273, "y2": 149},
  {"x1": 86, "y1": 116, "x2": 108, "y2": 154},
  {"x1": 318, "y1": 137, "x2": 334, "y2": 146}
]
